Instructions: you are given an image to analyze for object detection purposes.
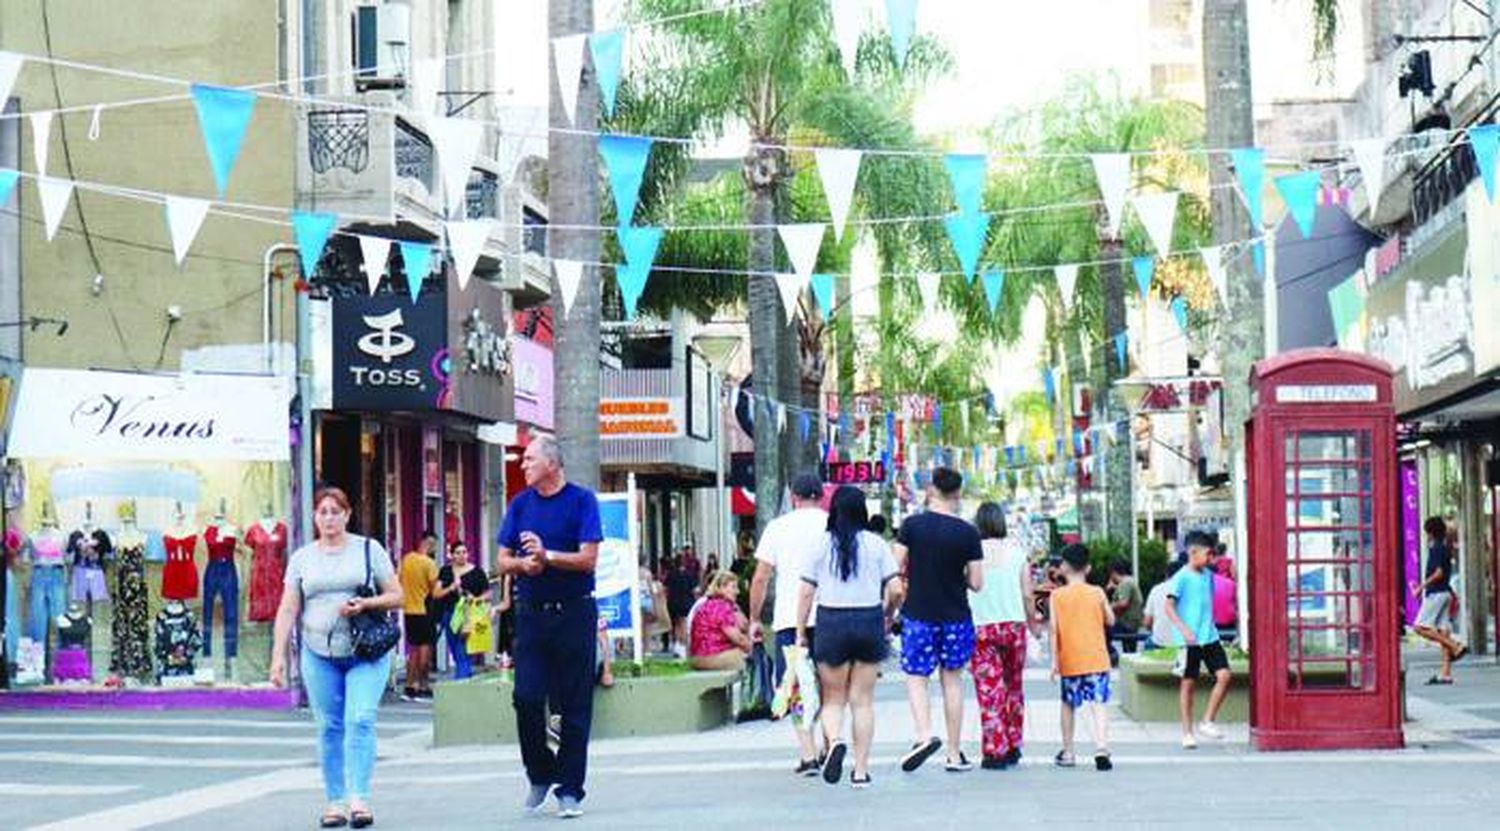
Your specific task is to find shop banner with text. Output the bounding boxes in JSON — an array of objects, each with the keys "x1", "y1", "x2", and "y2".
[{"x1": 596, "y1": 483, "x2": 642, "y2": 661}]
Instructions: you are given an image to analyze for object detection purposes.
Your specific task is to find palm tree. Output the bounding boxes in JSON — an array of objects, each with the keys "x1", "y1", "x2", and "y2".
[
  {"x1": 549, "y1": 0, "x2": 603, "y2": 489},
  {"x1": 627, "y1": 0, "x2": 948, "y2": 533}
]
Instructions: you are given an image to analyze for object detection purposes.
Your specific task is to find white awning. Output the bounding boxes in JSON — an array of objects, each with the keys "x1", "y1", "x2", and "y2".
[{"x1": 7, "y1": 369, "x2": 291, "y2": 462}]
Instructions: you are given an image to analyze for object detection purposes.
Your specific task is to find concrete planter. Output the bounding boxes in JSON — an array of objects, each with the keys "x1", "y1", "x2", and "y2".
[
  {"x1": 1118, "y1": 652, "x2": 1252, "y2": 723},
  {"x1": 432, "y1": 670, "x2": 739, "y2": 747}
]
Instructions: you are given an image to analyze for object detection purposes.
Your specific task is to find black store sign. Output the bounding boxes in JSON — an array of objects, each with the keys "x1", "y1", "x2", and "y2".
[{"x1": 332, "y1": 293, "x2": 448, "y2": 410}]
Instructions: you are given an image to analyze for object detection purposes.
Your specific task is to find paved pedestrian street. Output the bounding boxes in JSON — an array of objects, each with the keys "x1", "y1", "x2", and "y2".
[{"x1": 6, "y1": 657, "x2": 1500, "y2": 830}]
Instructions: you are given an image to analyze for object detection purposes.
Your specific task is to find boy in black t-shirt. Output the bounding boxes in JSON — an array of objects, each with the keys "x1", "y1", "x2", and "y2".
[{"x1": 893, "y1": 467, "x2": 985, "y2": 773}]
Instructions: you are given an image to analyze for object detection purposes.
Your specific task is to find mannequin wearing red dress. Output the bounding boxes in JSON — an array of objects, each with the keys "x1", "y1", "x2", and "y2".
[
  {"x1": 245, "y1": 507, "x2": 287, "y2": 623},
  {"x1": 161, "y1": 503, "x2": 199, "y2": 601}
]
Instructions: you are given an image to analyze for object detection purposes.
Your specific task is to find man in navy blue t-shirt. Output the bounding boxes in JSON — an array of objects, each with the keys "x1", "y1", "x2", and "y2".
[{"x1": 497, "y1": 435, "x2": 602, "y2": 819}]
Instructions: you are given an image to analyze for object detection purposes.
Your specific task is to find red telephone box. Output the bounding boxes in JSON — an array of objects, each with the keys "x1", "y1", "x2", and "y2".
[{"x1": 1247, "y1": 349, "x2": 1403, "y2": 751}]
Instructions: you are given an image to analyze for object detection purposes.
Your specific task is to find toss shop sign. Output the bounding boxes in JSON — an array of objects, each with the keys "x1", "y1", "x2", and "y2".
[
  {"x1": 599, "y1": 397, "x2": 684, "y2": 439},
  {"x1": 8, "y1": 369, "x2": 290, "y2": 461},
  {"x1": 332, "y1": 293, "x2": 448, "y2": 411}
]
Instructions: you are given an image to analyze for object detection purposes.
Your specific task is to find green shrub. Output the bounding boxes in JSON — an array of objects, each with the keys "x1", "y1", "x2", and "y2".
[{"x1": 1078, "y1": 536, "x2": 1170, "y2": 593}]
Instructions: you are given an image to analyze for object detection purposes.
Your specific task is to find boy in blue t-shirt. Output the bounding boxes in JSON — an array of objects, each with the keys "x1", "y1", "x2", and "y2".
[{"x1": 1163, "y1": 530, "x2": 1232, "y2": 749}]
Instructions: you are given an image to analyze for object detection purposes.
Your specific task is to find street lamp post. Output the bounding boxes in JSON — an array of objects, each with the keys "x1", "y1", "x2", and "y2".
[
  {"x1": 692, "y1": 334, "x2": 742, "y2": 565},
  {"x1": 1113, "y1": 379, "x2": 1151, "y2": 581}
]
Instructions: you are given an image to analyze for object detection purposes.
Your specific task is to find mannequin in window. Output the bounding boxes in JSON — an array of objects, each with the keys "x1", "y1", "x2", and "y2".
[
  {"x1": 201, "y1": 498, "x2": 241, "y2": 677},
  {"x1": 245, "y1": 501, "x2": 287, "y2": 624},
  {"x1": 108, "y1": 502, "x2": 151, "y2": 684},
  {"x1": 161, "y1": 502, "x2": 200, "y2": 602},
  {"x1": 3, "y1": 521, "x2": 26, "y2": 685},
  {"x1": 68, "y1": 502, "x2": 113, "y2": 616},
  {"x1": 27, "y1": 507, "x2": 67, "y2": 648},
  {"x1": 154, "y1": 598, "x2": 201, "y2": 681},
  {"x1": 55, "y1": 603, "x2": 93, "y2": 683}
]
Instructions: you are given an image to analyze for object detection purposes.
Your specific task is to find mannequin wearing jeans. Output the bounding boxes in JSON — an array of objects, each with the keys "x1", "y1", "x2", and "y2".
[{"x1": 202, "y1": 525, "x2": 240, "y2": 666}]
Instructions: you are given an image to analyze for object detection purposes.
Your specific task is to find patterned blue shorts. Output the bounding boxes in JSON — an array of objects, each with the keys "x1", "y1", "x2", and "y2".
[
  {"x1": 1059, "y1": 672, "x2": 1112, "y2": 708},
  {"x1": 899, "y1": 616, "x2": 976, "y2": 676}
]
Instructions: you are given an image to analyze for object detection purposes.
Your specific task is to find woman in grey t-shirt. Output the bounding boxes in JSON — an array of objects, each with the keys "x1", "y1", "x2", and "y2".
[{"x1": 270, "y1": 487, "x2": 402, "y2": 829}]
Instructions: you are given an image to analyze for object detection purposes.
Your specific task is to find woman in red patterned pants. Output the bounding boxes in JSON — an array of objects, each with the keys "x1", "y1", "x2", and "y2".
[{"x1": 968, "y1": 503, "x2": 1038, "y2": 769}]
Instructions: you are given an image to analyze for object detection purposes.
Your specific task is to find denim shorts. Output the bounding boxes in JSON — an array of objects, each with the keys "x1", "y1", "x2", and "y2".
[
  {"x1": 899, "y1": 616, "x2": 976, "y2": 676},
  {"x1": 813, "y1": 607, "x2": 887, "y2": 666}
]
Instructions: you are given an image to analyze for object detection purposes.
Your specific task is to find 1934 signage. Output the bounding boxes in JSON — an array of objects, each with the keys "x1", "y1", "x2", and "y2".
[{"x1": 332, "y1": 294, "x2": 447, "y2": 411}]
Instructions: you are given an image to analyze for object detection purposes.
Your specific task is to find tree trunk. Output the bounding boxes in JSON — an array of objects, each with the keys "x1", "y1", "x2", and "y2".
[
  {"x1": 548, "y1": 0, "x2": 601, "y2": 490},
  {"x1": 835, "y1": 270, "x2": 856, "y2": 457},
  {"x1": 745, "y1": 146, "x2": 785, "y2": 535},
  {"x1": 1203, "y1": 0, "x2": 1258, "y2": 551},
  {"x1": 1099, "y1": 238, "x2": 1134, "y2": 543}
]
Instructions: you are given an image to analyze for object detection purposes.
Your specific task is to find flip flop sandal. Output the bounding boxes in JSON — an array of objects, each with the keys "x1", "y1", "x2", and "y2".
[
  {"x1": 1095, "y1": 751, "x2": 1113, "y2": 771},
  {"x1": 1425, "y1": 675, "x2": 1454, "y2": 685},
  {"x1": 319, "y1": 808, "x2": 348, "y2": 829},
  {"x1": 349, "y1": 809, "x2": 374, "y2": 829},
  {"x1": 1053, "y1": 750, "x2": 1076, "y2": 768}
]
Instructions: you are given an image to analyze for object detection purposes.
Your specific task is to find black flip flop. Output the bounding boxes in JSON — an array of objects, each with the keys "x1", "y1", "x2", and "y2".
[
  {"x1": 349, "y1": 809, "x2": 374, "y2": 829},
  {"x1": 900, "y1": 737, "x2": 942, "y2": 772},
  {"x1": 319, "y1": 811, "x2": 348, "y2": 829},
  {"x1": 1425, "y1": 675, "x2": 1454, "y2": 686},
  {"x1": 1454, "y1": 645, "x2": 1470, "y2": 662},
  {"x1": 1095, "y1": 752, "x2": 1113, "y2": 771},
  {"x1": 822, "y1": 741, "x2": 847, "y2": 785}
]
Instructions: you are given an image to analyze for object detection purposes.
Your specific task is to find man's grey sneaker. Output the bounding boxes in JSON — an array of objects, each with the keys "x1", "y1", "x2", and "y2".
[
  {"x1": 523, "y1": 785, "x2": 551, "y2": 814},
  {"x1": 557, "y1": 796, "x2": 584, "y2": 819}
]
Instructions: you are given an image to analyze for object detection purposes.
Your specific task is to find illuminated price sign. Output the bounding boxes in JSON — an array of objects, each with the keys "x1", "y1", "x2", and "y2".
[{"x1": 822, "y1": 460, "x2": 887, "y2": 484}]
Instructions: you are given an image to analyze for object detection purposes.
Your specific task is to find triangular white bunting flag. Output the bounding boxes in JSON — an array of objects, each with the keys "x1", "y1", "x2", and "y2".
[
  {"x1": 1090, "y1": 153, "x2": 1130, "y2": 238},
  {"x1": 551, "y1": 34, "x2": 587, "y2": 127},
  {"x1": 163, "y1": 196, "x2": 211, "y2": 266},
  {"x1": 30, "y1": 111, "x2": 52, "y2": 176},
  {"x1": 916, "y1": 271, "x2": 941, "y2": 315},
  {"x1": 1349, "y1": 138, "x2": 1385, "y2": 213},
  {"x1": 815, "y1": 148, "x2": 862, "y2": 242},
  {"x1": 36, "y1": 177, "x2": 72, "y2": 241},
  {"x1": 1200, "y1": 245, "x2": 1227, "y2": 305},
  {"x1": 774, "y1": 272, "x2": 806, "y2": 322},
  {"x1": 777, "y1": 403, "x2": 787, "y2": 435},
  {"x1": 0, "y1": 53, "x2": 23, "y2": 110},
  {"x1": 831, "y1": 0, "x2": 865, "y2": 79},
  {"x1": 358, "y1": 236, "x2": 393, "y2": 296},
  {"x1": 430, "y1": 116, "x2": 485, "y2": 218},
  {"x1": 1132, "y1": 191, "x2": 1179, "y2": 257},
  {"x1": 1054, "y1": 263, "x2": 1079, "y2": 311},
  {"x1": 553, "y1": 259, "x2": 585, "y2": 318},
  {"x1": 411, "y1": 57, "x2": 445, "y2": 118},
  {"x1": 778, "y1": 223, "x2": 825, "y2": 283},
  {"x1": 445, "y1": 220, "x2": 491, "y2": 291}
]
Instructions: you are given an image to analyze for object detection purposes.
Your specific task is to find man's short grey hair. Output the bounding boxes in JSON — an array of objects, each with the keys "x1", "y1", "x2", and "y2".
[{"x1": 533, "y1": 434, "x2": 564, "y2": 468}]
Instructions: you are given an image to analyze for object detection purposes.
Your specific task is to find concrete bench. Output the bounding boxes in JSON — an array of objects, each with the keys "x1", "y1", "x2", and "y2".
[{"x1": 432, "y1": 669, "x2": 739, "y2": 747}]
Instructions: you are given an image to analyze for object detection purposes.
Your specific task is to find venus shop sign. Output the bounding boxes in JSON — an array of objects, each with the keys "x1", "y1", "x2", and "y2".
[{"x1": 7, "y1": 369, "x2": 290, "y2": 461}]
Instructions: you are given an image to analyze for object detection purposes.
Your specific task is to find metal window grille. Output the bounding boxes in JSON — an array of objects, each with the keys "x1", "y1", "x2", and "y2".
[{"x1": 308, "y1": 109, "x2": 370, "y2": 174}]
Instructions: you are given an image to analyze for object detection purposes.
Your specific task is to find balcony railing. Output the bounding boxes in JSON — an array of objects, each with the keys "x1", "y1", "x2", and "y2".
[
  {"x1": 394, "y1": 119, "x2": 434, "y2": 190},
  {"x1": 307, "y1": 109, "x2": 370, "y2": 174},
  {"x1": 465, "y1": 171, "x2": 499, "y2": 219},
  {"x1": 1411, "y1": 139, "x2": 1475, "y2": 228}
]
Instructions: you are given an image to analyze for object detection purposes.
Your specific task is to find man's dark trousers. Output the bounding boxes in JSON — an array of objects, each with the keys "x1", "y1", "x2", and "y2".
[{"x1": 513, "y1": 596, "x2": 597, "y2": 801}]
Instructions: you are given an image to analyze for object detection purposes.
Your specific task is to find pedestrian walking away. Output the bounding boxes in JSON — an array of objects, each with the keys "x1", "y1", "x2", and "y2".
[
  {"x1": 1163, "y1": 530, "x2": 1232, "y2": 749},
  {"x1": 1412, "y1": 516, "x2": 1467, "y2": 684},
  {"x1": 748, "y1": 471, "x2": 830, "y2": 775},
  {"x1": 269, "y1": 486, "x2": 403, "y2": 829},
  {"x1": 496, "y1": 435, "x2": 603, "y2": 820},
  {"x1": 398, "y1": 531, "x2": 439, "y2": 700},
  {"x1": 967, "y1": 502, "x2": 1039, "y2": 770},
  {"x1": 1049, "y1": 543, "x2": 1115, "y2": 771},
  {"x1": 893, "y1": 466, "x2": 984, "y2": 773},
  {"x1": 797, "y1": 486, "x2": 903, "y2": 789}
]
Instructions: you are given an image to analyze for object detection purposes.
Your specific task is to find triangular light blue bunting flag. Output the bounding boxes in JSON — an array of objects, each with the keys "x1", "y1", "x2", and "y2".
[
  {"x1": 1252, "y1": 239, "x2": 1265, "y2": 276},
  {"x1": 1043, "y1": 368, "x2": 1056, "y2": 403},
  {"x1": 981, "y1": 268, "x2": 1004, "y2": 313},
  {"x1": 944, "y1": 211, "x2": 989, "y2": 282},
  {"x1": 1470, "y1": 124, "x2": 1500, "y2": 202},
  {"x1": 884, "y1": 0, "x2": 918, "y2": 68},
  {"x1": 944, "y1": 153, "x2": 985, "y2": 217},
  {"x1": 398, "y1": 242, "x2": 433, "y2": 303},
  {"x1": 933, "y1": 403, "x2": 943, "y2": 439},
  {"x1": 1229, "y1": 147, "x2": 1265, "y2": 228},
  {"x1": 799, "y1": 411, "x2": 812, "y2": 443},
  {"x1": 1114, "y1": 332, "x2": 1128, "y2": 371},
  {"x1": 1274, "y1": 170, "x2": 1320, "y2": 239},
  {"x1": 617, "y1": 224, "x2": 663, "y2": 270},
  {"x1": 599, "y1": 134, "x2": 652, "y2": 226},
  {"x1": 291, "y1": 211, "x2": 338, "y2": 279},
  {"x1": 1004, "y1": 446, "x2": 1015, "y2": 466},
  {"x1": 0, "y1": 169, "x2": 17, "y2": 207},
  {"x1": 1171, "y1": 296, "x2": 1188, "y2": 332},
  {"x1": 1132, "y1": 256, "x2": 1154, "y2": 301},
  {"x1": 885, "y1": 411, "x2": 896, "y2": 456},
  {"x1": 615, "y1": 261, "x2": 649, "y2": 319},
  {"x1": 190, "y1": 84, "x2": 257, "y2": 197},
  {"x1": 588, "y1": 29, "x2": 626, "y2": 117},
  {"x1": 810, "y1": 273, "x2": 835, "y2": 320}
]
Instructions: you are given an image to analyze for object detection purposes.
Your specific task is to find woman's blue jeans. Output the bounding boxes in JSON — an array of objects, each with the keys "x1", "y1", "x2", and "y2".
[
  {"x1": 443, "y1": 613, "x2": 472, "y2": 680},
  {"x1": 301, "y1": 649, "x2": 391, "y2": 803}
]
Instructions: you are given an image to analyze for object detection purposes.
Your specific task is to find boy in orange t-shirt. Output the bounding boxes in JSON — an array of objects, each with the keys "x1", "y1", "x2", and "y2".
[{"x1": 1049, "y1": 543, "x2": 1115, "y2": 771}]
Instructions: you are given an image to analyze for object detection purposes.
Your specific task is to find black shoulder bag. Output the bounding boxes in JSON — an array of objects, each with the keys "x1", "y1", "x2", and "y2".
[{"x1": 346, "y1": 537, "x2": 400, "y2": 661}]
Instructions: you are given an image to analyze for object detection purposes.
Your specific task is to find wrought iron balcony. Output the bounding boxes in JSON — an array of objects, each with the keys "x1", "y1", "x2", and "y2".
[
  {"x1": 465, "y1": 171, "x2": 499, "y2": 219},
  {"x1": 394, "y1": 119, "x2": 434, "y2": 190},
  {"x1": 307, "y1": 109, "x2": 370, "y2": 174},
  {"x1": 1411, "y1": 137, "x2": 1475, "y2": 228}
]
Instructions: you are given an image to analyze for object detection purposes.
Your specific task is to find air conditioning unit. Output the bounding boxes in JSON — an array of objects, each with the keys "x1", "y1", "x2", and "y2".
[{"x1": 353, "y1": 1, "x2": 411, "y2": 91}]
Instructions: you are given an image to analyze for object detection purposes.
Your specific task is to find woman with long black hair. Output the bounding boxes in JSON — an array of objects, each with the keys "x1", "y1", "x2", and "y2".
[{"x1": 796, "y1": 486, "x2": 903, "y2": 789}]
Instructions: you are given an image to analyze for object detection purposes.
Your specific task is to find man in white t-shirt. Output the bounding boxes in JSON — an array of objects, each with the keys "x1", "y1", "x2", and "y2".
[{"x1": 749, "y1": 472, "x2": 829, "y2": 776}]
